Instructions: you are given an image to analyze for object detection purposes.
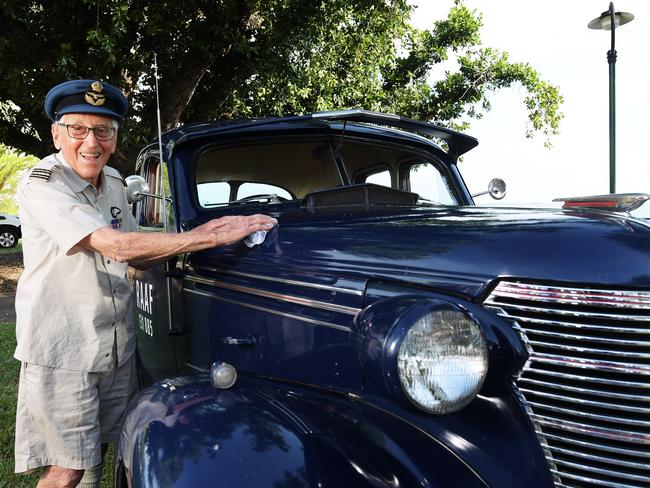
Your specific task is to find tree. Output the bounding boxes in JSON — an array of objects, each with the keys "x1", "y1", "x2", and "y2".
[
  {"x1": 0, "y1": 0, "x2": 562, "y2": 175},
  {"x1": 0, "y1": 145, "x2": 37, "y2": 214}
]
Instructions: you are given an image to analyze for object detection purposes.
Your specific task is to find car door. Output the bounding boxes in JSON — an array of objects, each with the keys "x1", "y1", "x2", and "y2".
[{"x1": 131, "y1": 155, "x2": 186, "y2": 382}]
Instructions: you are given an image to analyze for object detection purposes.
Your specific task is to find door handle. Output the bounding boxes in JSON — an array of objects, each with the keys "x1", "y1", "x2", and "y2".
[{"x1": 222, "y1": 335, "x2": 260, "y2": 347}]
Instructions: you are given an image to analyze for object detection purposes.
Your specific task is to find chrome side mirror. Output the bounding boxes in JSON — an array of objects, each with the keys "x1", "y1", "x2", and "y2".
[
  {"x1": 487, "y1": 178, "x2": 506, "y2": 200},
  {"x1": 125, "y1": 175, "x2": 150, "y2": 204},
  {"x1": 472, "y1": 178, "x2": 507, "y2": 200}
]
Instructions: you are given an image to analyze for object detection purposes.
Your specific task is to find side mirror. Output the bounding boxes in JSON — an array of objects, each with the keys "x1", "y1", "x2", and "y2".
[
  {"x1": 472, "y1": 178, "x2": 507, "y2": 200},
  {"x1": 487, "y1": 178, "x2": 506, "y2": 200},
  {"x1": 125, "y1": 175, "x2": 150, "y2": 204}
]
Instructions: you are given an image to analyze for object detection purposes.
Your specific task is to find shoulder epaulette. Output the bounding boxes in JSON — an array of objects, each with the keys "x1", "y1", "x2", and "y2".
[
  {"x1": 29, "y1": 167, "x2": 53, "y2": 182},
  {"x1": 28, "y1": 156, "x2": 61, "y2": 182}
]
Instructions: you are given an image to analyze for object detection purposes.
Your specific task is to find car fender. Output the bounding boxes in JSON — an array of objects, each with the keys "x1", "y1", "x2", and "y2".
[{"x1": 116, "y1": 375, "x2": 488, "y2": 488}]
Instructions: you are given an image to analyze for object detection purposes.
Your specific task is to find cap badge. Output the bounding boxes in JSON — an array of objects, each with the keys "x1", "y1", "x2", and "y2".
[{"x1": 84, "y1": 82, "x2": 106, "y2": 106}]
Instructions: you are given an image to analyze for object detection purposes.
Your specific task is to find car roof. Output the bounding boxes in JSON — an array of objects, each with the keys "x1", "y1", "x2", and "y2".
[{"x1": 160, "y1": 110, "x2": 478, "y2": 162}]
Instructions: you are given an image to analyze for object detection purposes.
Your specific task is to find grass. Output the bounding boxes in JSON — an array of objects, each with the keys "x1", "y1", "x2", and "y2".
[
  {"x1": 0, "y1": 324, "x2": 114, "y2": 487},
  {"x1": 0, "y1": 242, "x2": 22, "y2": 254}
]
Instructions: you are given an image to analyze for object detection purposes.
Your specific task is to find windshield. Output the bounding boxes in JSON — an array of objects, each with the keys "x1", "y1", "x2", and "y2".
[{"x1": 195, "y1": 138, "x2": 458, "y2": 207}]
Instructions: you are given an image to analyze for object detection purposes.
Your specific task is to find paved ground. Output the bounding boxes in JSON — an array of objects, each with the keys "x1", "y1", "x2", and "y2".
[
  {"x1": 0, "y1": 251, "x2": 21, "y2": 324},
  {"x1": 0, "y1": 293, "x2": 16, "y2": 324},
  {"x1": 0, "y1": 292, "x2": 16, "y2": 323}
]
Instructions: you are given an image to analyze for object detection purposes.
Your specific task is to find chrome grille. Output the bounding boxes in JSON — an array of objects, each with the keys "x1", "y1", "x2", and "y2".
[{"x1": 485, "y1": 281, "x2": 650, "y2": 488}]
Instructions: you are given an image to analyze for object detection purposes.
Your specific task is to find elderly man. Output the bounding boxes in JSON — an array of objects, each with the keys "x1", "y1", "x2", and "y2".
[{"x1": 14, "y1": 79, "x2": 277, "y2": 488}]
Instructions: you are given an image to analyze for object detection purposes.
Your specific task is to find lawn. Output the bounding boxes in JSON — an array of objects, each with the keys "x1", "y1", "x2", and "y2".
[
  {"x1": 0, "y1": 242, "x2": 22, "y2": 254},
  {"x1": 0, "y1": 324, "x2": 114, "y2": 487}
]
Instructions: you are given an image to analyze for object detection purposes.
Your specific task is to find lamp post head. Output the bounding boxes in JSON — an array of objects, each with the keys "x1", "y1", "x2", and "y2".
[{"x1": 588, "y1": 5, "x2": 634, "y2": 31}]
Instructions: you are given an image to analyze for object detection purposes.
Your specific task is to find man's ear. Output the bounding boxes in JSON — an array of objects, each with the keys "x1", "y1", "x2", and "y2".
[{"x1": 51, "y1": 123, "x2": 61, "y2": 150}]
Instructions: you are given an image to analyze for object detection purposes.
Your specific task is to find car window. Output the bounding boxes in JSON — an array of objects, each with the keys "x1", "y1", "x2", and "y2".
[
  {"x1": 237, "y1": 183, "x2": 292, "y2": 200},
  {"x1": 407, "y1": 162, "x2": 457, "y2": 205},
  {"x1": 195, "y1": 138, "x2": 458, "y2": 207},
  {"x1": 343, "y1": 141, "x2": 458, "y2": 205},
  {"x1": 136, "y1": 158, "x2": 175, "y2": 229},
  {"x1": 195, "y1": 140, "x2": 342, "y2": 207},
  {"x1": 364, "y1": 170, "x2": 391, "y2": 188},
  {"x1": 197, "y1": 182, "x2": 230, "y2": 206}
]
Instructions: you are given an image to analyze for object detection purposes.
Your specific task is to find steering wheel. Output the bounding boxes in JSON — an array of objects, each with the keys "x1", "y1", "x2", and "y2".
[{"x1": 231, "y1": 194, "x2": 289, "y2": 204}]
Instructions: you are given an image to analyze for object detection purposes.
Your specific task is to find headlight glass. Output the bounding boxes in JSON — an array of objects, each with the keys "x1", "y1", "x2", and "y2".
[{"x1": 397, "y1": 309, "x2": 488, "y2": 414}]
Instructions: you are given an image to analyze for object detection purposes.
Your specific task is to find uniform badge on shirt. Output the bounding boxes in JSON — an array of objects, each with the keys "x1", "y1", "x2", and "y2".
[
  {"x1": 110, "y1": 206, "x2": 122, "y2": 229},
  {"x1": 29, "y1": 167, "x2": 52, "y2": 181}
]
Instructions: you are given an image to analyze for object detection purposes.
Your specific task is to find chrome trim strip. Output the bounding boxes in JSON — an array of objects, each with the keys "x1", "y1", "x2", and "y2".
[
  {"x1": 546, "y1": 444, "x2": 650, "y2": 470},
  {"x1": 498, "y1": 312, "x2": 650, "y2": 335},
  {"x1": 527, "y1": 339, "x2": 650, "y2": 359},
  {"x1": 528, "y1": 399, "x2": 650, "y2": 428},
  {"x1": 494, "y1": 280, "x2": 650, "y2": 297},
  {"x1": 519, "y1": 387, "x2": 650, "y2": 414},
  {"x1": 531, "y1": 352, "x2": 650, "y2": 375},
  {"x1": 552, "y1": 458, "x2": 650, "y2": 484},
  {"x1": 521, "y1": 328, "x2": 650, "y2": 347},
  {"x1": 190, "y1": 265, "x2": 364, "y2": 296},
  {"x1": 493, "y1": 281, "x2": 650, "y2": 304},
  {"x1": 185, "y1": 363, "x2": 209, "y2": 373},
  {"x1": 186, "y1": 275, "x2": 362, "y2": 316},
  {"x1": 550, "y1": 469, "x2": 644, "y2": 488},
  {"x1": 184, "y1": 288, "x2": 352, "y2": 332},
  {"x1": 518, "y1": 377, "x2": 650, "y2": 403},
  {"x1": 543, "y1": 432, "x2": 650, "y2": 459},
  {"x1": 528, "y1": 367, "x2": 650, "y2": 389},
  {"x1": 533, "y1": 414, "x2": 650, "y2": 444},
  {"x1": 485, "y1": 300, "x2": 650, "y2": 321},
  {"x1": 491, "y1": 288, "x2": 650, "y2": 309}
]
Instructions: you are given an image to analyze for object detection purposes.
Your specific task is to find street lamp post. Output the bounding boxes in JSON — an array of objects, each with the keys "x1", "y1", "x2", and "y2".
[{"x1": 588, "y1": 2, "x2": 634, "y2": 194}]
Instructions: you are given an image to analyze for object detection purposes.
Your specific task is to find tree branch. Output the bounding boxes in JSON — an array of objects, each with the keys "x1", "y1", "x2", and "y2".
[
  {"x1": 0, "y1": 11, "x2": 51, "y2": 70},
  {"x1": 0, "y1": 119, "x2": 48, "y2": 158}
]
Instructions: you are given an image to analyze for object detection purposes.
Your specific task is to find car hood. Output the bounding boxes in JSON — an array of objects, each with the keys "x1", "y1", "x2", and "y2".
[{"x1": 193, "y1": 205, "x2": 650, "y2": 299}]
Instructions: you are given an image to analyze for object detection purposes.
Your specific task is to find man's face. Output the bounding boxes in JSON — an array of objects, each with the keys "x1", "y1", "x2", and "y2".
[{"x1": 51, "y1": 113, "x2": 117, "y2": 187}]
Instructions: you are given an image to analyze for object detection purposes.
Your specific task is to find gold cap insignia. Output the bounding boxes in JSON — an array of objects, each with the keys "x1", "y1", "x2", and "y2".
[
  {"x1": 84, "y1": 81, "x2": 106, "y2": 106},
  {"x1": 85, "y1": 90, "x2": 105, "y2": 106}
]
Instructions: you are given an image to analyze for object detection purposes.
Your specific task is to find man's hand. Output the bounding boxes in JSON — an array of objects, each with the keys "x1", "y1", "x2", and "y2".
[{"x1": 192, "y1": 214, "x2": 278, "y2": 247}]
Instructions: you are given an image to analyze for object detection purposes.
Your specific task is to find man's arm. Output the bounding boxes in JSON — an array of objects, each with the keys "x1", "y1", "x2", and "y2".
[{"x1": 79, "y1": 214, "x2": 277, "y2": 270}]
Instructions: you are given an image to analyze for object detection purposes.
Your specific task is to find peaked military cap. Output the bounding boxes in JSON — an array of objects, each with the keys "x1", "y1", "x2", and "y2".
[{"x1": 44, "y1": 79, "x2": 128, "y2": 122}]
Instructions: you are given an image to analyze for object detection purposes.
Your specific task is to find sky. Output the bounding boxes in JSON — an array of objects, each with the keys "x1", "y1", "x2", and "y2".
[{"x1": 410, "y1": 0, "x2": 650, "y2": 204}]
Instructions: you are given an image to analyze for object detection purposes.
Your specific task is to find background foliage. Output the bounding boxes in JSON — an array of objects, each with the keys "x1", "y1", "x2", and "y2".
[
  {"x1": 0, "y1": 0, "x2": 563, "y2": 174},
  {"x1": 0, "y1": 146, "x2": 37, "y2": 214}
]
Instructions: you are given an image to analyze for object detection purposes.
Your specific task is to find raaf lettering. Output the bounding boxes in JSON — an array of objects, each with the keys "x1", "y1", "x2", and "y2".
[
  {"x1": 135, "y1": 279, "x2": 154, "y2": 337},
  {"x1": 135, "y1": 279, "x2": 154, "y2": 314}
]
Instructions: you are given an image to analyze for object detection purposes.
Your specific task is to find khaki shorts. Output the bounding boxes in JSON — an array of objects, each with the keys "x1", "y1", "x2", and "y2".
[{"x1": 14, "y1": 354, "x2": 137, "y2": 473}]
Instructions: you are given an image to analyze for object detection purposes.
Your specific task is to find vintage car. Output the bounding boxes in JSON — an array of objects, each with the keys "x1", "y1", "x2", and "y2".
[
  {"x1": 0, "y1": 213, "x2": 21, "y2": 248},
  {"x1": 116, "y1": 110, "x2": 650, "y2": 488}
]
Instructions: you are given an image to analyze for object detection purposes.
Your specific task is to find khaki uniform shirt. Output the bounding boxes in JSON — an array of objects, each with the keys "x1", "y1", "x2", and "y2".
[{"x1": 14, "y1": 153, "x2": 138, "y2": 372}]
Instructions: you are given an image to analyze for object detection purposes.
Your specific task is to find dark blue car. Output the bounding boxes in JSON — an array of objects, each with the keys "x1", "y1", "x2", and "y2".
[{"x1": 116, "y1": 110, "x2": 650, "y2": 488}]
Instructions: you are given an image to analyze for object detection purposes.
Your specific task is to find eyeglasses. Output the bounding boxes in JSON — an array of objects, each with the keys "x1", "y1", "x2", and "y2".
[{"x1": 56, "y1": 123, "x2": 117, "y2": 141}]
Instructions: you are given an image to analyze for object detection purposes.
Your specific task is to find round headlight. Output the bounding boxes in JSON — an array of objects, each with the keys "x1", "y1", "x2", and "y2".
[{"x1": 397, "y1": 308, "x2": 488, "y2": 414}]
